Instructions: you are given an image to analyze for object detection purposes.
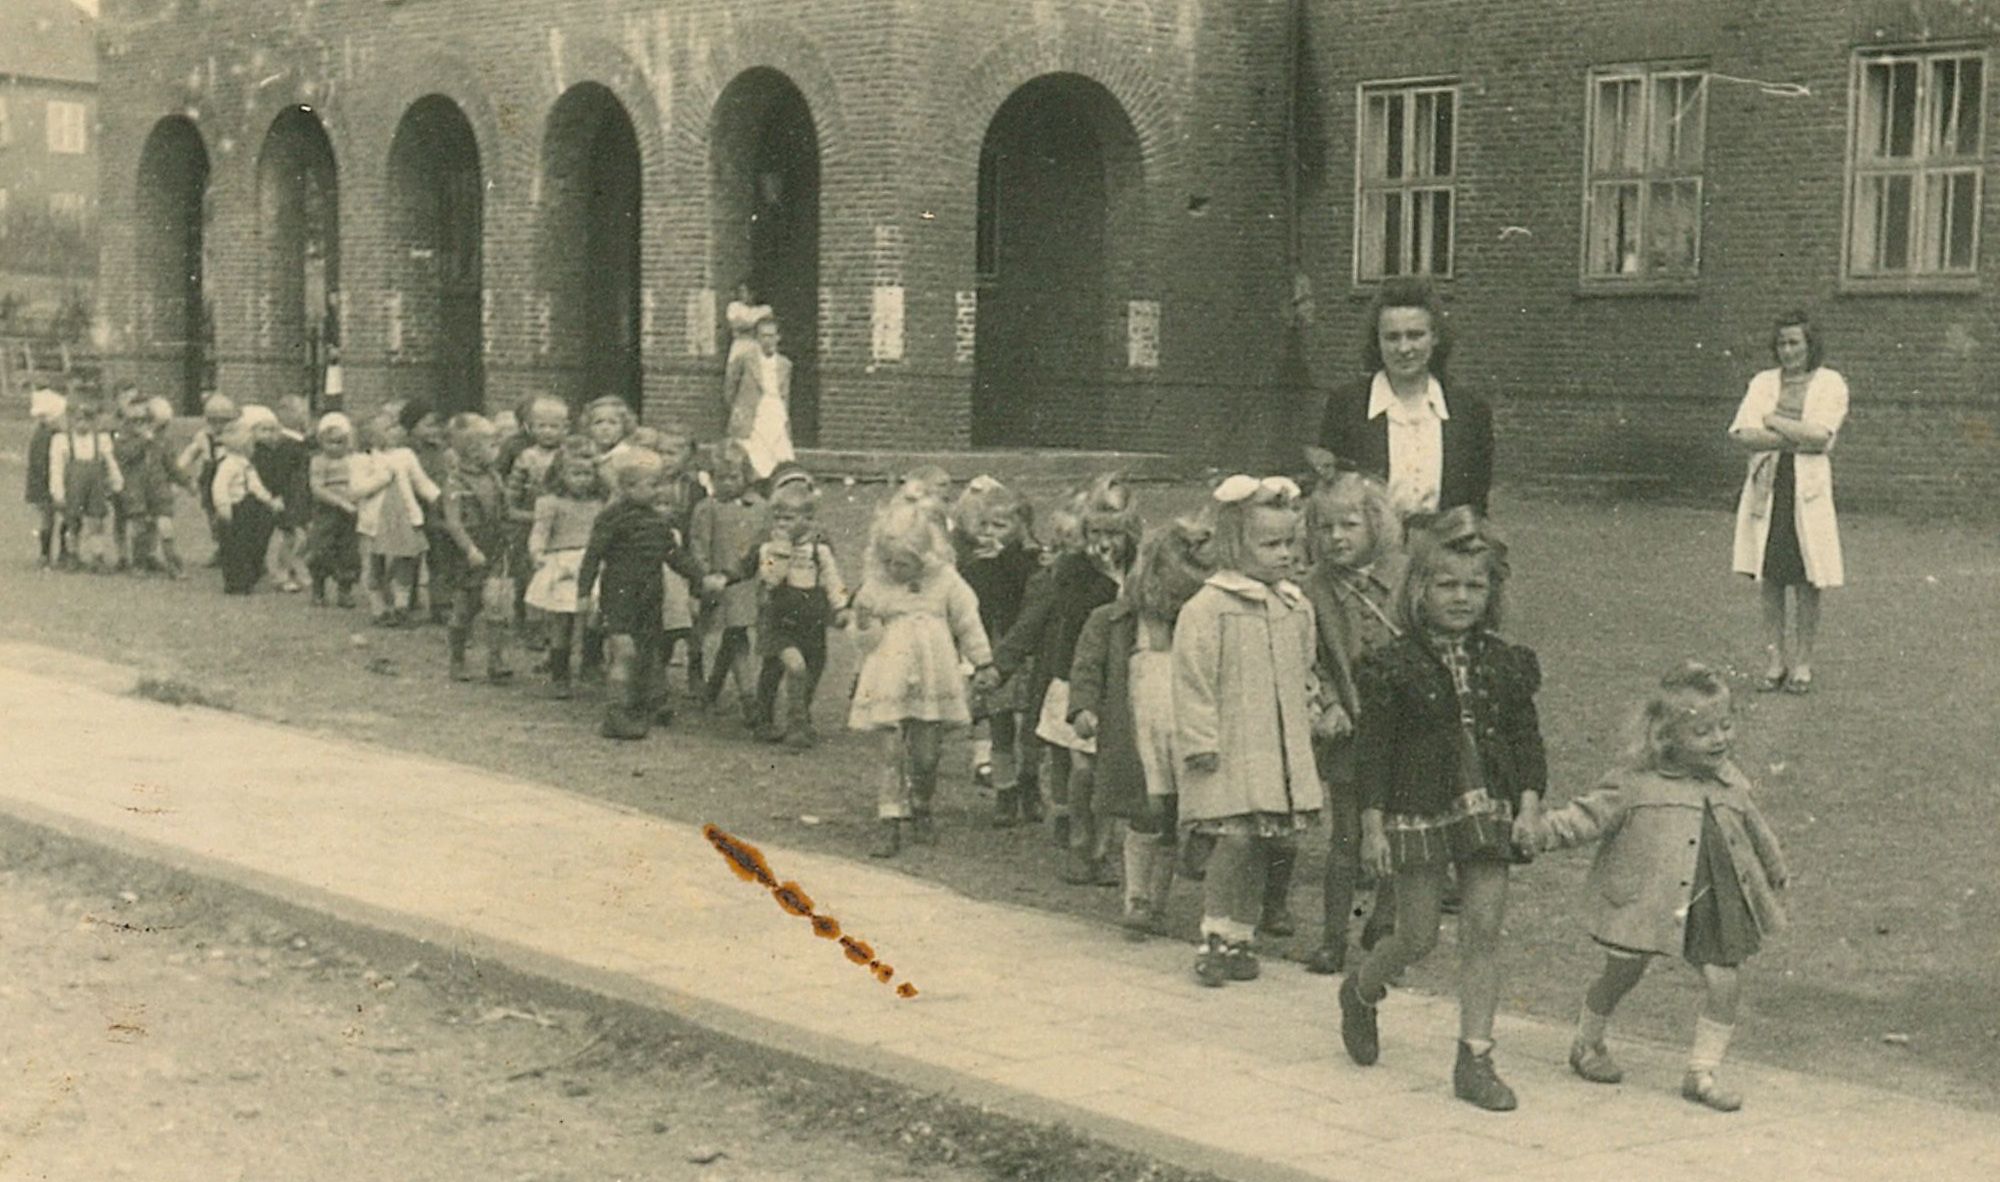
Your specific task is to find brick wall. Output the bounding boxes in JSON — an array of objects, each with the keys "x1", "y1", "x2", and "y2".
[{"x1": 1304, "y1": 0, "x2": 2000, "y2": 516}]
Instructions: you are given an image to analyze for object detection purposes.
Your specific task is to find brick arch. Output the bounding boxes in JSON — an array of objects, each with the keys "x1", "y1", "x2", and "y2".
[
  {"x1": 528, "y1": 33, "x2": 670, "y2": 192},
  {"x1": 354, "y1": 53, "x2": 509, "y2": 200},
  {"x1": 944, "y1": 30, "x2": 1181, "y2": 190},
  {"x1": 672, "y1": 22, "x2": 853, "y2": 176}
]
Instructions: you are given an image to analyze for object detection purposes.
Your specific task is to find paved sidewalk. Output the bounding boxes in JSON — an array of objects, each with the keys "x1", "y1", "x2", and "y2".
[{"x1": 1, "y1": 650, "x2": 1996, "y2": 1181}]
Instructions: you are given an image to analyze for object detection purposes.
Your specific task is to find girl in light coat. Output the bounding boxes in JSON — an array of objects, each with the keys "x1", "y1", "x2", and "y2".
[
  {"x1": 1172, "y1": 475, "x2": 1321, "y2": 987},
  {"x1": 1537, "y1": 662, "x2": 1789, "y2": 1113},
  {"x1": 1729, "y1": 311, "x2": 1847, "y2": 694}
]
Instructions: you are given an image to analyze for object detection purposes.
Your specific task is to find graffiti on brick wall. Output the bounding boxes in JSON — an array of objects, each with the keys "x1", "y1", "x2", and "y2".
[
  {"x1": 954, "y1": 290, "x2": 977, "y2": 364},
  {"x1": 1127, "y1": 299, "x2": 1160, "y2": 369}
]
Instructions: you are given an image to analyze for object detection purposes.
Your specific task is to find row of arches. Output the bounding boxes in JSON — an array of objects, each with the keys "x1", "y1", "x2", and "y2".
[{"x1": 132, "y1": 69, "x2": 1143, "y2": 449}]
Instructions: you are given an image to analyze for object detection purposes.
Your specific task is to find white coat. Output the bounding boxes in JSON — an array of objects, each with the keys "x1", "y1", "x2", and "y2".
[{"x1": 1730, "y1": 367, "x2": 1847, "y2": 589}]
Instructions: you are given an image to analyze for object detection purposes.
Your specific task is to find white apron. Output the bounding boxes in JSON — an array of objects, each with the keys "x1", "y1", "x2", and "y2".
[
  {"x1": 742, "y1": 355, "x2": 795, "y2": 478},
  {"x1": 1728, "y1": 367, "x2": 1847, "y2": 589}
]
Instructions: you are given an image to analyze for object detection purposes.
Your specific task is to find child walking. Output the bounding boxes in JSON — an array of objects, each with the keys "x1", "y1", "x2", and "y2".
[
  {"x1": 211, "y1": 417, "x2": 284, "y2": 595},
  {"x1": 176, "y1": 393, "x2": 239, "y2": 567},
  {"x1": 49, "y1": 396, "x2": 125, "y2": 573},
  {"x1": 525, "y1": 439, "x2": 606, "y2": 698},
  {"x1": 579, "y1": 447, "x2": 704, "y2": 740},
  {"x1": 1173, "y1": 475, "x2": 1321, "y2": 986},
  {"x1": 849, "y1": 485, "x2": 997, "y2": 858},
  {"x1": 505, "y1": 396, "x2": 570, "y2": 645},
  {"x1": 438, "y1": 414, "x2": 514, "y2": 683},
  {"x1": 25, "y1": 388, "x2": 67, "y2": 569},
  {"x1": 1071, "y1": 516, "x2": 1212, "y2": 940},
  {"x1": 750, "y1": 466, "x2": 848, "y2": 747},
  {"x1": 1300, "y1": 466, "x2": 1405, "y2": 974},
  {"x1": 1537, "y1": 661, "x2": 1789, "y2": 1112},
  {"x1": 262, "y1": 395, "x2": 316, "y2": 592},
  {"x1": 112, "y1": 391, "x2": 184, "y2": 575},
  {"x1": 955, "y1": 478, "x2": 1044, "y2": 818},
  {"x1": 1337, "y1": 508, "x2": 1545, "y2": 1112},
  {"x1": 691, "y1": 444, "x2": 765, "y2": 722},
  {"x1": 353, "y1": 410, "x2": 441, "y2": 626},
  {"x1": 306, "y1": 412, "x2": 363, "y2": 606}
]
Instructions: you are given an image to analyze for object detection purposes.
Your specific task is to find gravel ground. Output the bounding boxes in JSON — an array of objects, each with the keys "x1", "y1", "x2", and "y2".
[{"x1": 0, "y1": 836, "x2": 991, "y2": 1182}]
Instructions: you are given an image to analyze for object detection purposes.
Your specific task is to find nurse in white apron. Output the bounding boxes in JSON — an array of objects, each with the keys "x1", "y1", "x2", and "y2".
[{"x1": 724, "y1": 316, "x2": 795, "y2": 481}]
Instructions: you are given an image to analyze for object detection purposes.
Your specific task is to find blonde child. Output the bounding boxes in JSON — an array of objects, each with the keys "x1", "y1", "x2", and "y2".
[
  {"x1": 26, "y1": 388, "x2": 67, "y2": 569},
  {"x1": 176, "y1": 392, "x2": 238, "y2": 566},
  {"x1": 112, "y1": 388, "x2": 183, "y2": 576},
  {"x1": 579, "y1": 447, "x2": 704, "y2": 740},
  {"x1": 1071, "y1": 516, "x2": 1212, "y2": 940},
  {"x1": 690, "y1": 442, "x2": 765, "y2": 722},
  {"x1": 749, "y1": 466, "x2": 848, "y2": 747},
  {"x1": 525, "y1": 439, "x2": 606, "y2": 698},
  {"x1": 1173, "y1": 476, "x2": 1321, "y2": 986},
  {"x1": 849, "y1": 484, "x2": 997, "y2": 857},
  {"x1": 955, "y1": 478, "x2": 1043, "y2": 813},
  {"x1": 306, "y1": 412, "x2": 362, "y2": 607},
  {"x1": 992, "y1": 504, "x2": 1081, "y2": 827},
  {"x1": 353, "y1": 410, "x2": 441, "y2": 626},
  {"x1": 1538, "y1": 661, "x2": 1789, "y2": 1112},
  {"x1": 262, "y1": 394, "x2": 316, "y2": 592},
  {"x1": 401, "y1": 398, "x2": 455, "y2": 622},
  {"x1": 438, "y1": 413, "x2": 514, "y2": 682},
  {"x1": 1337, "y1": 508, "x2": 1546, "y2": 1112},
  {"x1": 211, "y1": 416, "x2": 282, "y2": 595},
  {"x1": 49, "y1": 395, "x2": 125, "y2": 572},
  {"x1": 1300, "y1": 466, "x2": 1406, "y2": 974},
  {"x1": 584, "y1": 395, "x2": 636, "y2": 478}
]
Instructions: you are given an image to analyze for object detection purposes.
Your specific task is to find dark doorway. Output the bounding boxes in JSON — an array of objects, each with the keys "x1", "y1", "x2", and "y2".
[
  {"x1": 543, "y1": 83, "x2": 643, "y2": 413},
  {"x1": 255, "y1": 105, "x2": 340, "y2": 411},
  {"x1": 974, "y1": 75, "x2": 1140, "y2": 448},
  {"x1": 388, "y1": 96, "x2": 484, "y2": 413},
  {"x1": 711, "y1": 69, "x2": 821, "y2": 444},
  {"x1": 136, "y1": 117, "x2": 210, "y2": 413}
]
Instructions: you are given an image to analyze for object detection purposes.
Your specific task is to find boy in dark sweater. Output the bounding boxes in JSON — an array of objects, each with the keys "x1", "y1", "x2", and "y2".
[
  {"x1": 580, "y1": 447, "x2": 705, "y2": 740},
  {"x1": 439, "y1": 413, "x2": 513, "y2": 683}
]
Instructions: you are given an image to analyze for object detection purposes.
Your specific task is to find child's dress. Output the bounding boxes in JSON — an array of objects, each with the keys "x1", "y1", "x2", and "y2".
[
  {"x1": 355, "y1": 447, "x2": 437, "y2": 560},
  {"x1": 524, "y1": 494, "x2": 602, "y2": 614},
  {"x1": 1541, "y1": 762, "x2": 1789, "y2": 966},
  {"x1": 848, "y1": 566, "x2": 991, "y2": 729}
]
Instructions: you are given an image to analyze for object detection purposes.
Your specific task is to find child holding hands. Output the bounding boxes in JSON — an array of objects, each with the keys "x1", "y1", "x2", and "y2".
[
  {"x1": 750, "y1": 466, "x2": 848, "y2": 747},
  {"x1": 580, "y1": 447, "x2": 704, "y2": 740},
  {"x1": 1337, "y1": 508, "x2": 1545, "y2": 1112},
  {"x1": 211, "y1": 416, "x2": 283, "y2": 595},
  {"x1": 525, "y1": 439, "x2": 605, "y2": 698},
  {"x1": 1173, "y1": 476, "x2": 1322, "y2": 986},
  {"x1": 1537, "y1": 661, "x2": 1789, "y2": 1112}
]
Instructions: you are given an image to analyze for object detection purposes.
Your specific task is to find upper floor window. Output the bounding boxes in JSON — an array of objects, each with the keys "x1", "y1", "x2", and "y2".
[
  {"x1": 1356, "y1": 79, "x2": 1457, "y2": 281},
  {"x1": 46, "y1": 100, "x2": 88, "y2": 155},
  {"x1": 1583, "y1": 66, "x2": 1706, "y2": 283},
  {"x1": 1847, "y1": 48, "x2": 1985, "y2": 283}
]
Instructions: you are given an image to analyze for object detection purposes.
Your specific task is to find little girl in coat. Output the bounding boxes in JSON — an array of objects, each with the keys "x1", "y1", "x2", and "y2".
[
  {"x1": 1337, "y1": 508, "x2": 1545, "y2": 1113},
  {"x1": 848, "y1": 483, "x2": 997, "y2": 858},
  {"x1": 1172, "y1": 475, "x2": 1322, "y2": 987},
  {"x1": 525, "y1": 440, "x2": 606, "y2": 697},
  {"x1": 1537, "y1": 661, "x2": 1789, "y2": 1113},
  {"x1": 1071, "y1": 515, "x2": 1213, "y2": 940}
]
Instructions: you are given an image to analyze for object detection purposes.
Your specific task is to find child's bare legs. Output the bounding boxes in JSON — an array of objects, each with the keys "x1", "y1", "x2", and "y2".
[
  {"x1": 871, "y1": 728, "x2": 913, "y2": 857},
  {"x1": 387, "y1": 557, "x2": 417, "y2": 623},
  {"x1": 1681, "y1": 963, "x2": 1745, "y2": 1109},
  {"x1": 1759, "y1": 581, "x2": 1789, "y2": 680},
  {"x1": 599, "y1": 633, "x2": 649, "y2": 739},
  {"x1": 35, "y1": 503, "x2": 58, "y2": 567},
  {"x1": 905, "y1": 720, "x2": 944, "y2": 842},
  {"x1": 1043, "y1": 745, "x2": 1073, "y2": 845},
  {"x1": 1454, "y1": 860, "x2": 1512, "y2": 1046},
  {"x1": 1790, "y1": 586, "x2": 1820, "y2": 683},
  {"x1": 544, "y1": 613, "x2": 578, "y2": 696},
  {"x1": 1061, "y1": 752, "x2": 1110, "y2": 884},
  {"x1": 155, "y1": 515, "x2": 183, "y2": 576},
  {"x1": 1193, "y1": 833, "x2": 1268, "y2": 985}
]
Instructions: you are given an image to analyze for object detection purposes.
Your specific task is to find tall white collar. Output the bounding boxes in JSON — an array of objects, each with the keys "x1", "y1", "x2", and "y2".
[{"x1": 1368, "y1": 371, "x2": 1449, "y2": 422}]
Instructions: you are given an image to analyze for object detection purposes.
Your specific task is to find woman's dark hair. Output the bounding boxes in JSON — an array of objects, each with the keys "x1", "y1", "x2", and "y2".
[
  {"x1": 1361, "y1": 277, "x2": 1451, "y2": 379},
  {"x1": 1769, "y1": 309, "x2": 1825, "y2": 371}
]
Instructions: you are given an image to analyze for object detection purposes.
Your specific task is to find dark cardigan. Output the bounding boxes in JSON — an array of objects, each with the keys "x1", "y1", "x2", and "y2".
[
  {"x1": 1351, "y1": 629, "x2": 1547, "y2": 817},
  {"x1": 1316, "y1": 375, "x2": 1495, "y2": 516},
  {"x1": 992, "y1": 552, "x2": 1119, "y2": 704},
  {"x1": 1066, "y1": 601, "x2": 1147, "y2": 820}
]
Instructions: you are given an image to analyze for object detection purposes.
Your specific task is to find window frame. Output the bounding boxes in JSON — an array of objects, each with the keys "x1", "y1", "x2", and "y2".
[
  {"x1": 1578, "y1": 62, "x2": 1708, "y2": 292},
  {"x1": 1351, "y1": 75, "x2": 1461, "y2": 286},
  {"x1": 1841, "y1": 45, "x2": 1988, "y2": 293},
  {"x1": 45, "y1": 99, "x2": 88, "y2": 155}
]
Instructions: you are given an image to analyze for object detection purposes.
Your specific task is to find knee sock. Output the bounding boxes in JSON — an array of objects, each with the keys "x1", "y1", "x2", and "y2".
[
  {"x1": 1689, "y1": 1016, "x2": 1734, "y2": 1074},
  {"x1": 971, "y1": 736, "x2": 993, "y2": 768},
  {"x1": 1578, "y1": 1002, "x2": 1610, "y2": 1047}
]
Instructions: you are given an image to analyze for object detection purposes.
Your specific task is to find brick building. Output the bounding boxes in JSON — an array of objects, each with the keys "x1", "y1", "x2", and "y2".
[
  {"x1": 93, "y1": 0, "x2": 2000, "y2": 512},
  {"x1": 1, "y1": 0, "x2": 97, "y2": 331}
]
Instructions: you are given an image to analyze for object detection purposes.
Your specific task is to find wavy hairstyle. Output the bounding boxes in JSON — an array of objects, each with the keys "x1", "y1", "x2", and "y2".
[
  {"x1": 1628, "y1": 660, "x2": 1733, "y2": 772},
  {"x1": 1393, "y1": 506, "x2": 1507, "y2": 634},
  {"x1": 1360, "y1": 276, "x2": 1451, "y2": 380}
]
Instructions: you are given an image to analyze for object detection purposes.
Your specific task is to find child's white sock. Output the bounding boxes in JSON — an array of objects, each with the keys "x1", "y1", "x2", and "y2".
[
  {"x1": 971, "y1": 737, "x2": 993, "y2": 767},
  {"x1": 1462, "y1": 1037, "x2": 1495, "y2": 1057},
  {"x1": 1577, "y1": 1002, "x2": 1610, "y2": 1047},
  {"x1": 1689, "y1": 1016, "x2": 1734, "y2": 1074}
]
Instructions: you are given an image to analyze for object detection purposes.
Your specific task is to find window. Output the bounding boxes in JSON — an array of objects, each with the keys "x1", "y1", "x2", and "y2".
[
  {"x1": 46, "y1": 100, "x2": 87, "y2": 154},
  {"x1": 1355, "y1": 80, "x2": 1457, "y2": 281},
  {"x1": 1583, "y1": 67, "x2": 1706, "y2": 283},
  {"x1": 49, "y1": 192, "x2": 86, "y2": 222},
  {"x1": 1847, "y1": 48, "x2": 1985, "y2": 282}
]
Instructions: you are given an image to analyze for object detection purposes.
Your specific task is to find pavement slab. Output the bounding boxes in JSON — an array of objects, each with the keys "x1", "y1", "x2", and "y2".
[{"x1": 1, "y1": 649, "x2": 1996, "y2": 1180}]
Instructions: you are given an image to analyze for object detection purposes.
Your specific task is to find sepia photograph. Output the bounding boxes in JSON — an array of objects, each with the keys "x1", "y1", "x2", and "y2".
[{"x1": 2, "y1": 0, "x2": 1998, "y2": 1178}]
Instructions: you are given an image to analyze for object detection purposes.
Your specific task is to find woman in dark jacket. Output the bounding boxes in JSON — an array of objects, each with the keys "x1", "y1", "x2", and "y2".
[{"x1": 1317, "y1": 278, "x2": 1493, "y2": 520}]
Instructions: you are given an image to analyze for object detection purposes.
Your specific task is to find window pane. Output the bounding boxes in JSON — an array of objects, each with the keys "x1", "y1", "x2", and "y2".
[
  {"x1": 1428, "y1": 188, "x2": 1453, "y2": 273},
  {"x1": 1647, "y1": 180, "x2": 1699, "y2": 273},
  {"x1": 1587, "y1": 182, "x2": 1641, "y2": 275},
  {"x1": 1383, "y1": 190, "x2": 1405, "y2": 274},
  {"x1": 1413, "y1": 92, "x2": 1436, "y2": 180},
  {"x1": 1651, "y1": 75, "x2": 1705, "y2": 169},
  {"x1": 1364, "y1": 95, "x2": 1390, "y2": 179},
  {"x1": 1880, "y1": 173, "x2": 1913, "y2": 270},
  {"x1": 1949, "y1": 171, "x2": 1978, "y2": 269},
  {"x1": 1889, "y1": 61, "x2": 1919, "y2": 157},
  {"x1": 1592, "y1": 78, "x2": 1640, "y2": 173},
  {"x1": 1928, "y1": 169, "x2": 1981, "y2": 270},
  {"x1": 1360, "y1": 190, "x2": 1387, "y2": 278},
  {"x1": 1956, "y1": 57, "x2": 1983, "y2": 156},
  {"x1": 1432, "y1": 91, "x2": 1454, "y2": 177},
  {"x1": 1384, "y1": 94, "x2": 1406, "y2": 179}
]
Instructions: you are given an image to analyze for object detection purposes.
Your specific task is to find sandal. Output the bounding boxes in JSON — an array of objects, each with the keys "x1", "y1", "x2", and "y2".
[{"x1": 1681, "y1": 1070, "x2": 1743, "y2": 1112}]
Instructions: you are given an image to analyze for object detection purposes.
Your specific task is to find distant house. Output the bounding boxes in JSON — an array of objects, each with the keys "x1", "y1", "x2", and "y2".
[{"x1": 0, "y1": 0, "x2": 97, "y2": 335}]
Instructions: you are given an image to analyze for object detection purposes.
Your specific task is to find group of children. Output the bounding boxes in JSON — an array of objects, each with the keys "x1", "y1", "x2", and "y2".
[{"x1": 20, "y1": 386, "x2": 1793, "y2": 1115}]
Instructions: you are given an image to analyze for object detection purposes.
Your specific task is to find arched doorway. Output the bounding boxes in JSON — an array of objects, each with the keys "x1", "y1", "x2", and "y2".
[
  {"x1": 711, "y1": 69, "x2": 822, "y2": 444},
  {"x1": 135, "y1": 117, "x2": 210, "y2": 413},
  {"x1": 255, "y1": 105, "x2": 340, "y2": 411},
  {"x1": 387, "y1": 96, "x2": 484, "y2": 413},
  {"x1": 974, "y1": 74, "x2": 1143, "y2": 448},
  {"x1": 541, "y1": 83, "x2": 642, "y2": 413}
]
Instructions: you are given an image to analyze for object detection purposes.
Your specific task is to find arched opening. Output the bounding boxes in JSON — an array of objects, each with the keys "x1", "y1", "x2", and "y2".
[
  {"x1": 255, "y1": 105, "x2": 340, "y2": 411},
  {"x1": 387, "y1": 96, "x2": 484, "y2": 413},
  {"x1": 541, "y1": 83, "x2": 642, "y2": 413},
  {"x1": 135, "y1": 117, "x2": 211, "y2": 413},
  {"x1": 711, "y1": 69, "x2": 822, "y2": 444},
  {"x1": 974, "y1": 74, "x2": 1143, "y2": 448}
]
